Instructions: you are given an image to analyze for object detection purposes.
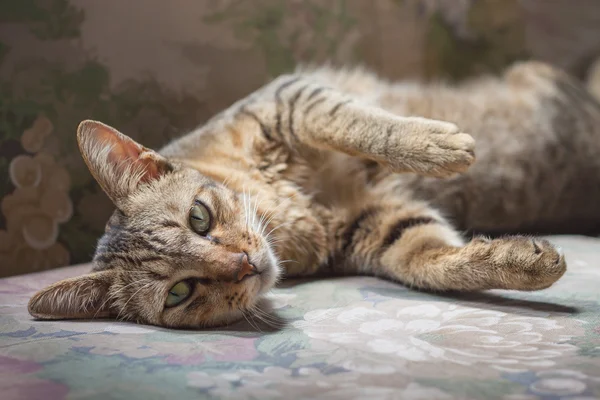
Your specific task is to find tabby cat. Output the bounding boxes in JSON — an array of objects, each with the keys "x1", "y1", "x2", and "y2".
[{"x1": 28, "y1": 61, "x2": 600, "y2": 328}]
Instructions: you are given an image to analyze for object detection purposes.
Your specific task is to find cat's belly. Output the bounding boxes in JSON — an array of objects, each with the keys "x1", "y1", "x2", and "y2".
[{"x1": 395, "y1": 140, "x2": 600, "y2": 235}]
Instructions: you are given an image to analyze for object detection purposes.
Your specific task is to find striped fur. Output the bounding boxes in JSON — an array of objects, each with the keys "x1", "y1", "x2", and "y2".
[{"x1": 30, "y1": 60, "x2": 600, "y2": 328}]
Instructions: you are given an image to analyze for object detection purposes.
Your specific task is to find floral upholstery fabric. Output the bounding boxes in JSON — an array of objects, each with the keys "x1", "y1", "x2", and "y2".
[
  {"x1": 1, "y1": 236, "x2": 599, "y2": 400},
  {"x1": 2, "y1": 0, "x2": 600, "y2": 277}
]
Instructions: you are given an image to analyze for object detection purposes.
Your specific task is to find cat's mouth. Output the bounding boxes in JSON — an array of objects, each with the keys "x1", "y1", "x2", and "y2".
[
  {"x1": 238, "y1": 269, "x2": 260, "y2": 283},
  {"x1": 252, "y1": 250, "x2": 280, "y2": 295}
]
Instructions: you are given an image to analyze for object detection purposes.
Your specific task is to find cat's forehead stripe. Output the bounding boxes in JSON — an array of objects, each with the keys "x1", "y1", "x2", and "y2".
[
  {"x1": 94, "y1": 219, "x2": 176, "y2": 269},
  {"x1": 159, "y1": 220, "x2": 182, "y2": 229},
  {"x1": 201, "y1": 181, "x2": 217, "y2": 190},
  {"x1": 196, "y1": 183, "x2": 233, "y2": 222}
]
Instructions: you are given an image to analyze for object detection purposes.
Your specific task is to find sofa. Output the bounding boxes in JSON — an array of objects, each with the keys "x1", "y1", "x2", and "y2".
[{"x1": 1, "y1": 235, "x2": 599, "y2": 399}]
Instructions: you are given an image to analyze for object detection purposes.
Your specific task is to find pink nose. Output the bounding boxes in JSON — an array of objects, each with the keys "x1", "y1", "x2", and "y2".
[{"x1": 236, "y1": 254, "x2": 257, "y2": 282}]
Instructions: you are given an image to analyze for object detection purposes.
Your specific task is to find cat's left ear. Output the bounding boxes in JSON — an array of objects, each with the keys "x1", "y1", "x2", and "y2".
[
  {"x1": 28, "y1": 270, "x2": 117, "y2": 320},
  {"x1": 77, "y1": 120, "x2": 173, "y2": 204}
]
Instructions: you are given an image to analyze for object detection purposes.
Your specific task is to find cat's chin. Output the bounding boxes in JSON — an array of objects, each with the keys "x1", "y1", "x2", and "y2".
[
  {"x1": 204, "y1": 297, "x2": 281, "y2": 330},
  {"x1": 254, "y1": 247, "x2": 281, "y2": 295},
  {"x1": 205, "y1": 309, "x2": 247, "y2": 329},
  {"x1": 256, "y1": 267, "x2": 277, "y2": 295}
]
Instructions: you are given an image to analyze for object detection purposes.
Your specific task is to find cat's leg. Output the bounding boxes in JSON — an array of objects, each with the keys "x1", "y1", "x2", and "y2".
[
  {"x1": 329, "y1": 197, "x2": 566, "y2": 291},
  {"x1": 240, "y1": 76, "x2": 475, "y2": 178}
]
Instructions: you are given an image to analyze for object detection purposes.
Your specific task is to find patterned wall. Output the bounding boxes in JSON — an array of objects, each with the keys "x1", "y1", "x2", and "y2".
[{"x1": 1, "y1": 0, "x2": 599, "y2": 277}]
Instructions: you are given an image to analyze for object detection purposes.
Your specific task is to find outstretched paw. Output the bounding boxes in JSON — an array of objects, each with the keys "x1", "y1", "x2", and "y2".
[
  {"x1": 475, "y1": 236, "x2": 567, "y2": 291},
  {"x1": 386, "y1": 118, "x2": 476, "y2": 178}
]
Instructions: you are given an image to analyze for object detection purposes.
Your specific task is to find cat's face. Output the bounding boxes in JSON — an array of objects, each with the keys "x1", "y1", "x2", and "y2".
[
  {"x1": 28, "y1": 121, "x2": 279, "y2": 328},
  {"x1": 92, "y1": 168, "x2": 280, "y2": 328}
]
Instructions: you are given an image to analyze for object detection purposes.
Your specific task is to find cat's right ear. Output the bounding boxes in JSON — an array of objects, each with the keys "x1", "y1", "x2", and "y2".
[
  {"x1": 28, "y1": 270, "x2": 117, "y2": 320},
  {"x1": 77, "y1": 120, "x2": 173, "y2": 204}
]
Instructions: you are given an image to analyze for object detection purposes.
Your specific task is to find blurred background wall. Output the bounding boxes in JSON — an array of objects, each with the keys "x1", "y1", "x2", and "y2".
[{"x1": 1, "y1": 0, "x2": 599, "y2": 277}]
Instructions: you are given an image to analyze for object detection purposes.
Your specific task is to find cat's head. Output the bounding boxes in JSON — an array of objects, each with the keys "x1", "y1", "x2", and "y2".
[{"x1": 28, "y1": 121, "x2": 280, "y2": 328}]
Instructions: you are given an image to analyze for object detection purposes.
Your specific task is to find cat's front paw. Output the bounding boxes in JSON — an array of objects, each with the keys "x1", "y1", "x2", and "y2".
[
  {"x1": 476, "y1": 236, "x2": 567, "y2": 291},
  {"x1": 387, "y1": 118, "x2": 476, "y2": 178}
]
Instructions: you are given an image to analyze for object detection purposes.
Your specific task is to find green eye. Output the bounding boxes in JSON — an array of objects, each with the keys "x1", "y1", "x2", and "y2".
[
  {"x1": 189, "y1": 202, "x2": 211, "y2": 234},
  {"x1": 165, "y1": 281, "x2": 192, "y2": 307}
]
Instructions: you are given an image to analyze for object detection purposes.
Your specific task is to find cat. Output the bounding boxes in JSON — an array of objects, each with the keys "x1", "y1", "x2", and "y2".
[{"x1": 28, "y1": 61, "x2": 600, "y2": 328}]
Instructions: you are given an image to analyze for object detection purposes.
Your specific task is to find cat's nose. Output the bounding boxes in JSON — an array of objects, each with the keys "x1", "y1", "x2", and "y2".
[{"x1": 235, "y1": 254, "x2": 258, "y2": 282}]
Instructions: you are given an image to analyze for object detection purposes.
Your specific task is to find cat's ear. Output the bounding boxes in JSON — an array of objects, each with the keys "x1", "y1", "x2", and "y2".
[
  {"x1": 28, "y1": 270, "x2": 116, "y2": 320},
  {"x1": 77, "y1": 120, "x2": 173, "y2": 204}
]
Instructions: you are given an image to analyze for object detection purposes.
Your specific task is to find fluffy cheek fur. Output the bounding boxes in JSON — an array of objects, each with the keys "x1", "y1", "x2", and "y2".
[
  {"x1": 105, "y1": 273, "x2": 271, "y2": 328},
  {"x1": 160, "y1": 294, "x2": 246, "y2": 329},
  {"x1": 107, "y1": 238, "x2": 280, "y2": 329}
]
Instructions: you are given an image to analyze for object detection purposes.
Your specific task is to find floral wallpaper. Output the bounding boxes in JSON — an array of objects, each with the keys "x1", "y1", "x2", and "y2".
[
  {"x1": 1, "y1": 0, "x2": 600, "y2": 277},
  {"x1": 1, "y1": 115, "x2": 71, "y2": 272}
]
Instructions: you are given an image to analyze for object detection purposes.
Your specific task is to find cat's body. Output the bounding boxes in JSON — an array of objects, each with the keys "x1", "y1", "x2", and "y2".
[{"x1": 28, "y1": 61, "x2": 600, "y2": 328}]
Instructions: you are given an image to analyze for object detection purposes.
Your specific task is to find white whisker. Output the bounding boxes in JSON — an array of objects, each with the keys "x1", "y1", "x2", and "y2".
[
  {"x1": 265, "y1": 221, "x2": 292, "y2": 240},
  {"x1": 278, "y1": 259, "x2": 300, "y2": 265},
  {"x1": 92, "y1": 280, "x2": 138, "y2": 319},
  {"x1": 116, "y1": 282, "x2": 153, "y2": 321},
  {"x1": 251, "y1": 193, "x2": 262, "y2": 231},
  {"x1": 258, "y1": 192, "x2": 299, "y2": 237},
  {"x1": 247, "y1": 304, "x2": 286, "y2": 328},
  {"x1": 221, "y1": 175, "x2": 232, "y2": 187},
  {"x1": 242, "y1": 309, "x2": 262, "y2": 332}
]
